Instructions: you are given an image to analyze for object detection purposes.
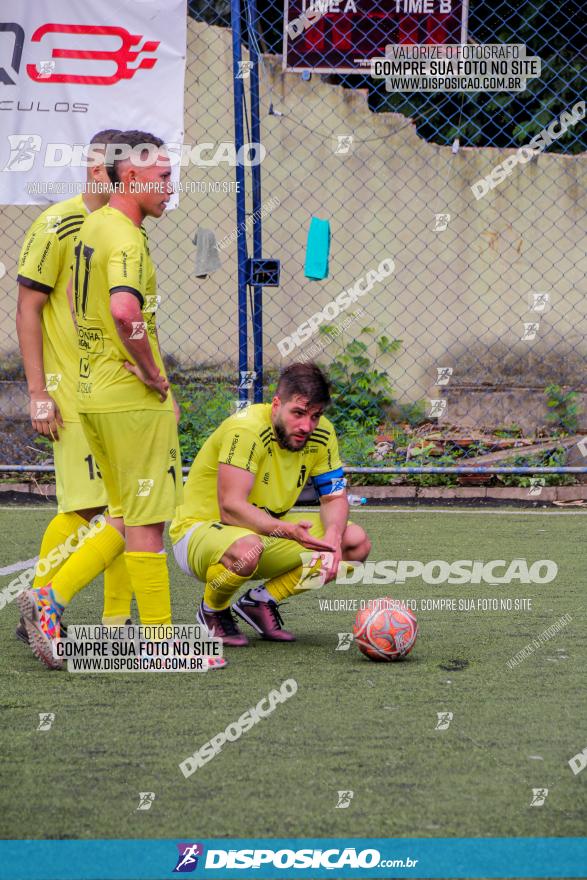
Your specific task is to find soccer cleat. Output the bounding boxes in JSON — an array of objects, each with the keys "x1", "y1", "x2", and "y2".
[
  {"x1": 15, "y1": 617, "x2": 29, "y2": 645},
  {"x1": 205, "y1": 656, "x2": 228, "y2": 671},
  {"x1": 15, "y1": 617, "x2": 68, "y2": 646},
  {"x1": 232, "y1": 590, "x2": 296, "y2": 642},
  {"x1": 196, "y1": 602, "x2": 249, "y2": 647},
  {"x1": 17, "y1": 587, "x2": 64, "y2": 670}
]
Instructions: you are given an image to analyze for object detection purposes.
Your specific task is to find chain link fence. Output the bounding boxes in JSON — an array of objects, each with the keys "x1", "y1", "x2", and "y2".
[{"x1": 0, "y1": 0, "x2": 585, "y2": 487}]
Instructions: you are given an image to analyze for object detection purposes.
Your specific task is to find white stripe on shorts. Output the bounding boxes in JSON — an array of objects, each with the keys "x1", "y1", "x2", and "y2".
[{"x1": 172, "y1": 523, "x2": 203, "y2": 577}]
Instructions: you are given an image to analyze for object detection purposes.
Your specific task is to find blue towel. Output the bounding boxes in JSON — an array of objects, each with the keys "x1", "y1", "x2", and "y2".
[{"x1": 304, "y1": 217, "x2": 330, "y2": 280}]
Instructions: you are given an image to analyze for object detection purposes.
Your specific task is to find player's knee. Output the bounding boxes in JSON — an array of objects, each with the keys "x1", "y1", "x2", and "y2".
[
  {"x1": 224, "y1": 535, "x2": 263, "y2": 577},
  {"x1": 342, "y1": 524, "x2": 371, "y2": 562},
  {"x1": 357, "y1": 533, "x2": 372, "y2": 561}
]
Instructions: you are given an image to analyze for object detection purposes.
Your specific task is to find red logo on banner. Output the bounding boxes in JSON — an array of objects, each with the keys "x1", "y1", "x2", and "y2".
[{"x1": 26, "y1": 24, "x2": 159, "y2": 85}]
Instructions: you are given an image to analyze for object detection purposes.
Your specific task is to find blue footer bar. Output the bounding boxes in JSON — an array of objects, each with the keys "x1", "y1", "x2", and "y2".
[{"x1": 0, "y1": 838, "x2": 585, "y2": 880}]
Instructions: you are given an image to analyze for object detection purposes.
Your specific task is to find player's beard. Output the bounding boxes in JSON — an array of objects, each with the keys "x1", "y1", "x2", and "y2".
[{"x1": 273, "y1": 415, "x2": 309, "y2": 452}]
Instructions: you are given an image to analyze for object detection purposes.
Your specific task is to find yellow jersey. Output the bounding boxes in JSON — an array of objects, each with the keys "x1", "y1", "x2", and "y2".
[
  {"x1": 17, "y1": 195, "x2": 88, "y2": 421},
  {"x1": 170, "y1": 403, "x2": 344, "y2": 542},
  {"x1": 72, "y1": 205, "x2": 171, "y2": 414}
]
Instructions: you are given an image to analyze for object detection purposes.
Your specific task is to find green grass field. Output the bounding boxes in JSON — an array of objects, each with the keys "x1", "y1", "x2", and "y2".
[{"x1": 0, "y1": 505, "x2": 585, "y2": 842}]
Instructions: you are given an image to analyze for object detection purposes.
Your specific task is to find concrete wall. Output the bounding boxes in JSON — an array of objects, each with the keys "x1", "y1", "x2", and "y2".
[{"x1": 0, "y1": 18, "x2": 585, "y2": 407}]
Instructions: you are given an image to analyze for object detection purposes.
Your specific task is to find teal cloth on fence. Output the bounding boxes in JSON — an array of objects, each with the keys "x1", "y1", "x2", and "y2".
[{"x1": 304, "y1": 217, "x2": 330, "y2": 280}]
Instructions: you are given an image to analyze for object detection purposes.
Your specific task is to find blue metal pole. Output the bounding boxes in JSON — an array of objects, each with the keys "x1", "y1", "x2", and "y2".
[
  {"x1": 249, "y1": 0, "x2": 264, "y2": 403},
  {"x1": 231, "y1": 0, "x2": 248, "y2": 401}
]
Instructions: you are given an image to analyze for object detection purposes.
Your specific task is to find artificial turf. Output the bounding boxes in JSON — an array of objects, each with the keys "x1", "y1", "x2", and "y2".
[{"x1": 0, "y1": 506, "x2": 585, "y2": 843}]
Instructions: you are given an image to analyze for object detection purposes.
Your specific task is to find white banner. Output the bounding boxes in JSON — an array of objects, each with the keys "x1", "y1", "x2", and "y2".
[{"x1": 0, "y1": 0, "x2": 186, "y2": 205}]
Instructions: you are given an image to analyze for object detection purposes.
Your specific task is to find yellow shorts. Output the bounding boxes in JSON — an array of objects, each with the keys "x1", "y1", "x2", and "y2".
[
  {"x1": 173, "y1": 512, "x2": 326, "y2": 582},
  {"x1": 79, "y1": 410, "x2": 183, "y2": 526},
  {"x1": 53, "y1": 420, "x2": 108, "y2": 514}
]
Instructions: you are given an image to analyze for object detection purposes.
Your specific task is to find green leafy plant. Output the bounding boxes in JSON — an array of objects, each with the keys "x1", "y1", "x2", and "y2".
[
  {"x1": 497, "y1": 447, "x2": 575, "y2": 487},
  {"x1": 544, "y1": 383, "x2": 581, "y2": 434},
  {"x1": 318, "y1": 328, "x2": 402, "y2": 433},
  {"x1": 174, "y1": 382, "x2": 234, "y2": 464},
  {"x1": 494, "y1": 424, "x2": 523, "y2": 438},
  {"x1": 395, "y1": 400, "x2": 428, "y2": 427}
]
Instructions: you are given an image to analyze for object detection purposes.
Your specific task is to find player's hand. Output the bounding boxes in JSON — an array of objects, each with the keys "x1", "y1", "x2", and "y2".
[
  {"x1": 123, "y1": 361, "x2": 169, "y2": 401},
  {"x1": 284, "y1": 520, "x2": 336, "y2": 552},
  {"x1": 318, "y1": 545, "x2": 343, "y2": 584},
  {"x1": 30, "y1": 392, "x2": 63, "y2": 441}
]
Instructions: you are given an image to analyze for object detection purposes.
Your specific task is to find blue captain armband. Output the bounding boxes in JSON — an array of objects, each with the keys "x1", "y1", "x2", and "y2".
[{"x1": 311, "y1": 467, "x2": 347, "y2": 496}]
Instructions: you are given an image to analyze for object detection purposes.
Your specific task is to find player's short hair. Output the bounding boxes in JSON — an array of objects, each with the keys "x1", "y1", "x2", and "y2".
[
  {"x1": 105, "y1": 130, "x2": 165, "y2": 184},
  {"x1": 89, "y1": 129, "x2": 121, "y2": 146},
  {"x1": 85, "y1": 130, "x2": 122, "y2": 167},
  {"x1": 276, "y1": 362, "x2": 331, "y2": 407}
]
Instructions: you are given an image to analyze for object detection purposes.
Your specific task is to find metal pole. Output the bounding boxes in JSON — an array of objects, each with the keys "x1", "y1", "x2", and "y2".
[
  {"x1": 231, "y1": 0, "x2": 249, "y2": 401},
  {"x1": 248, "y1": 0, "x2": 264, "y2": 403},
  {"x1": 460, "y1": 0, "x2": 470, "y2": 45}
]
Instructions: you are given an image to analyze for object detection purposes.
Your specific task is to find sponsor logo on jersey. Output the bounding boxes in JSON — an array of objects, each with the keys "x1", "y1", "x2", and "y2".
[
  {"x1": 78, "y1": 326, "x2": 104, "y2": 352},
  {"x1": 226, "y1": 434, "x2": 239, "y2": 465}
]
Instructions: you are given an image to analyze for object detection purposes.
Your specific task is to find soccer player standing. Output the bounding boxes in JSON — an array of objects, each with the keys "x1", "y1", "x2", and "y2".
[
  {"x1": 170, "y1": 362, "x2": 372, "y2": 645},
  {"x1": 19, "y1": 131, "x2": 183, "y2": 668},
  {"x1": 15, "y1": 130, "x2": 133, "y2": 644}
]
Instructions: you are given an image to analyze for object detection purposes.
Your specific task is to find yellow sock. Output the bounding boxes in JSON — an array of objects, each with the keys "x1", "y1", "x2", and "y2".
[
  {"x1": 203, "y1": 562, "x2": 252, "y2": 610},
  {"x1": 266, "y1": 561, "x2": 356, "y2": 600},
  {"x1": 265, "y1": 565, "x2": 306, "y2": 601},
  {"x1": 124, "y1": 552, "x2": 171, "y2": 626},
  {"x1": 51, "y1": 523, "x2": 125, "y2": 607},
  {"x1": 102, "y1": 553, "x2": 133, "y2": 626},
  {"x1": 33, "y1": 512, "x2": 86, "y2": 588}
]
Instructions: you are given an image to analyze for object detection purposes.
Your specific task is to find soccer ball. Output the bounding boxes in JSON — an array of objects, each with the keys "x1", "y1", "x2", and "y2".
[{"x1": 353, "y1": 598, "x2": 418, "y2": 661}]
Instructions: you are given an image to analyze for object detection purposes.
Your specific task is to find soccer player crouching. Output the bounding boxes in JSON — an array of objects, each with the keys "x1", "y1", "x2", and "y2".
[{"x1": 170, "y1": 362, "x2": 372, "y2": 645}]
